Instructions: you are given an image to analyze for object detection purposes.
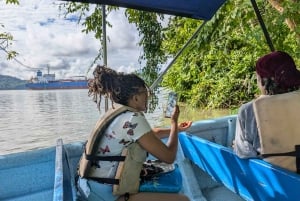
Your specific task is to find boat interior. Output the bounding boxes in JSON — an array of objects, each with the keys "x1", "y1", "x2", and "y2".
[
  {"x1": 1, "y1": 0, "x2": 300, "y2": 201},
  {"x1": 1, "y1": 113, "x2": 300, "y2": 201},
  {"x1": 0, "y1": 115, "x2": 241, "y2": 201}
]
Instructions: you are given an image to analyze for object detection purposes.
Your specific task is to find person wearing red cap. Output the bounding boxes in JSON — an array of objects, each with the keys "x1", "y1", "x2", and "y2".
[{"x1": 234, "y1": 51, "x2": 300, "y2": 158}]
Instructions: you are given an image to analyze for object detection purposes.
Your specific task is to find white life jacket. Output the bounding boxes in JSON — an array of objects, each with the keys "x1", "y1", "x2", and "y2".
[
  {"x1": 253, "y1": 91, "x2": 300, "y2": 173},
  {"x1": 78, "y1": 104, "x2": 147, "y2": 195}
]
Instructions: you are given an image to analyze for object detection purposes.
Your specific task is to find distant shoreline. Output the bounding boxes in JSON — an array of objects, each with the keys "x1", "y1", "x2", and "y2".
[{"x1": 0, "y1": 74, "x2": 27, "y2": 90}]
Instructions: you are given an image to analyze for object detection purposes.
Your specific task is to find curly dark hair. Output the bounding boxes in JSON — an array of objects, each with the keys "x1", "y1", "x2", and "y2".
[{"x1": 88, "y1": 65, "x2": 149, "y2": 110}]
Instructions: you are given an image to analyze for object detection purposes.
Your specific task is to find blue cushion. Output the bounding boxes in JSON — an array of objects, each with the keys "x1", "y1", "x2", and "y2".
[{"x1": 139, "y1": 164, "x2": 182, "y2": 193}]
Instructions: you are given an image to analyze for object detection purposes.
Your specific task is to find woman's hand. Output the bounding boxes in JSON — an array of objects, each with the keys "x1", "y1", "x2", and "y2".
[
  {"x1": 178, "y1": 121, "x2": 192, "y2": 131},
  {"x1": 171, "y1": 105, "x2": 180, "y2": 122}
]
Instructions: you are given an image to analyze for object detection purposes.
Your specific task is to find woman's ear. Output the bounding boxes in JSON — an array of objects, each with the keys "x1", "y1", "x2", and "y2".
[{"x1": 132, "y1": 94, "x2": 139, "y2": 102}]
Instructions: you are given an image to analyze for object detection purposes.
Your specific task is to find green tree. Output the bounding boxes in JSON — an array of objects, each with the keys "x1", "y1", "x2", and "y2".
[
  {"x1": 267, "y1": 0, "x2": 300, "y2": 41},
  {"x1": 162, "y1": 0, "x2": 300, "y2": 109},
  {"x1": 0, "y1": 0, "x2": 19, "y2": 59},
  {"x1": 60, "y1": 0, "x2": 299, "y2": 109}
]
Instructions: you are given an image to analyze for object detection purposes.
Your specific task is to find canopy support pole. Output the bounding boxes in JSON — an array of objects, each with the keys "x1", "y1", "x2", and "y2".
[
  {"x1": 250, "y1": 0, "x2": 275, "y2": 52},
  {"x1": 102, "y1": 5, "x2": 109, "y2": 112},
  {"x1": 150, "y1": 21, "x2": 207, "y2": 90}
]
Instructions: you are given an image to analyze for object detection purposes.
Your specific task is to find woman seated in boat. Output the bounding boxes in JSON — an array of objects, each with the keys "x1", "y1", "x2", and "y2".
[
  {"x1": 77, "y1": 65, "x2": 192, "y2": 201},
  {"x1": 234, "y1": 51, "x2": 300, "y2": 158}
]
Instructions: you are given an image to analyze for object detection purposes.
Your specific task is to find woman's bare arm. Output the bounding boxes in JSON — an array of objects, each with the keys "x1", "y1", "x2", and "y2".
[{"x1": 152, "y1": 121, "x2": 193, "y2": 139}]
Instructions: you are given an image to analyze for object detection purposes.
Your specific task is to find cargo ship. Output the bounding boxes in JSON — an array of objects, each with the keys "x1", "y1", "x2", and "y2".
[{"x1": 26, "y1": 70, "x2": 89, "y2": 90}]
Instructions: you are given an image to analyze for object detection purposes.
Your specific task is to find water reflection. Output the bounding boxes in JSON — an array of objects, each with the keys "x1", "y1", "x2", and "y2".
[
  {"x1": 0, "y1": 89, "x2": 232, "y2": 155},
  {"x1": 0, "y1": 89, "x2": 167, "y2": 155}
]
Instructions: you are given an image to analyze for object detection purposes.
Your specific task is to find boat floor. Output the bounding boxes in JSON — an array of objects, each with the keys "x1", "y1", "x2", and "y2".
[
  {"x1": 59, "y1": 139, "x2": 245, "y2": 201},
  {"x1": 0, "y1": 138, "x2": 245, "y2": 201}
]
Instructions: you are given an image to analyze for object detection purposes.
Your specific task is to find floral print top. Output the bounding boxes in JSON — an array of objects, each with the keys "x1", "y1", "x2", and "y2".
[{"x1": 94, "y1": 110, "x2": 152, "y2": 178}]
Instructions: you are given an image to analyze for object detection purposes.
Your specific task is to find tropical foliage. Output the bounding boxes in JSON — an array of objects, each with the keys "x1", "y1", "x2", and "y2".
[
  {"x1": 162, "y1": 0, "x2": 299, "y2": 108},
  {"x1": 61, "y1": 0, "x2": 299, "y2": 109},
  {"x1": 0, "y1": 0, "x2": 19, "y2": 59}
]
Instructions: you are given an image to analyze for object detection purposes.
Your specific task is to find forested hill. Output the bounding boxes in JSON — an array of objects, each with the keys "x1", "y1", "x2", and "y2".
[{"x1": 0, "y1": 74, "x2": 27, "y2": 90}]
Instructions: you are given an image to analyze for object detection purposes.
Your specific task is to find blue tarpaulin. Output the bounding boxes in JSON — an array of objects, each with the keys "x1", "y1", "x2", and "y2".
[{"x1": 61, "y1": 0, "x2": 227, "y2": 20}]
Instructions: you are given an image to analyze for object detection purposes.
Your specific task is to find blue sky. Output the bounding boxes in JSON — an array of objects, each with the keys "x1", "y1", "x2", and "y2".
[{"x1": 0, "y1": 0, "x2": 142, "y2": 80}]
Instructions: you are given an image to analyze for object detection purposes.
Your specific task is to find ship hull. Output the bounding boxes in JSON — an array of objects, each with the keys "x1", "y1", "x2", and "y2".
[{"x1": 26, "y1": 80, "x2": 88, "y2": 90}]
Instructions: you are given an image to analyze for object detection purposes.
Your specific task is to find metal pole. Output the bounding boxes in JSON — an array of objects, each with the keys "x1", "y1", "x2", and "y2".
[
  {"x1": 102, "y1": 5, "x2": 109, "y2": 112},
  {"x1": 150, "y1": 21, "x2": 207, "y2": 90},
  {"x1": 102, "y1": 5, "x2": 108, "y2": 66},
  {"x1": 250, "y1": 0, "x2": 275, "y2": 52}
]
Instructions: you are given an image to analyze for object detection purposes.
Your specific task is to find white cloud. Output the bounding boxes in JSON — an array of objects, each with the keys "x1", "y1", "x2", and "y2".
[{"x1": 0, "y1": 0, "x2": 141, "y2": 80}]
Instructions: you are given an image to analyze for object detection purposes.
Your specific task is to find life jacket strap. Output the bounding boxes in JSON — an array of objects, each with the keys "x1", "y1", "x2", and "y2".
[
  {"x1": 87, "y1": 177, "x2": 120, "y2": 185},
  {"x1": 85, "y1": 154, "x2": 126, "y2": 161},
  {"x1": 261, "y1": 145, "x2": 300, "y2": 173}
]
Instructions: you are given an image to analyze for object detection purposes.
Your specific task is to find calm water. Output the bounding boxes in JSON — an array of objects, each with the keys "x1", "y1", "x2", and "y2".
[
  {"x1": 0, "y1": 89, "x2": 232, "y2": 155},
  {"x1": 0, "y1": 89, "x2": 169, "y2": 155}
]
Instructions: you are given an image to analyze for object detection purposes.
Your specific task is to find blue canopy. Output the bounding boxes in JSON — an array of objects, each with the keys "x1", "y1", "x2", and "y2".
[{"x1": 61, "y1": 0, "x2": 227, "y2": 20}]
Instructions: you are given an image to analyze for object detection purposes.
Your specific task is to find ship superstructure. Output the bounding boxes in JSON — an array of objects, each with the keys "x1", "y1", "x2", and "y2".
[{"x1": 26, "y1": 70, "x2": 88, "y2": 90}]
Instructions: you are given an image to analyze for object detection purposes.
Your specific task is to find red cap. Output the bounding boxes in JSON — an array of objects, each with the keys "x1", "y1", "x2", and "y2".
[{"x1": 256, "y1": 51, "x2": 300, "y2": 90}]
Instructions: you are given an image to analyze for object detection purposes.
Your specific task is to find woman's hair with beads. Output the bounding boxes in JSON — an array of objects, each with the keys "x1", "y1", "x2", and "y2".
[{"x1": 88, "y1": 65, "x2": 148, "y2": 110}]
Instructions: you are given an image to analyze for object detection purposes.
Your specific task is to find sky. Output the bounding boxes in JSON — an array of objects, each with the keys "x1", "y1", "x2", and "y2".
[{"x1": 0, "y1": 0, "x2": 142, "y2": 80}]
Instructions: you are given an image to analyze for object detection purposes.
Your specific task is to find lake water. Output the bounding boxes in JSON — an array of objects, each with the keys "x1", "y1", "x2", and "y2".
[
  {"x1": 0, "y1": 89, "x2": 232, "y2": 155},
  {"x1": 0, "y1": 89, "x2": 171, "y2": 155}
]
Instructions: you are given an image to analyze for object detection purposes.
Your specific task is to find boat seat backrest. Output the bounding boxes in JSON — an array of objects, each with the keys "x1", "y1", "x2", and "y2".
[
  {"x1": 179, "y1": 132, "x2": 300, "y2": 201},
  {"x1": 253, "y1": 90, "x2": 300, "y2": 172}
]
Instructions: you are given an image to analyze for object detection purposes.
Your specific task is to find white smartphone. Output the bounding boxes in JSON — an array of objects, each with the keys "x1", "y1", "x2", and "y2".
[{"x1": 164, "y1": 92, "x2": 177, "y2": 118}]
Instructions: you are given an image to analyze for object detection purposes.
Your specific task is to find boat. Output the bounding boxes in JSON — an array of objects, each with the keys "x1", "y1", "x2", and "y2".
[
  {"x1": 26, "y1": 70, "x2": 88, "y2": 90},
  {"x1": 0, "y1": 115, "x2": 245, "y2": 201},
  {"x1": 2, "y1": 114, "x2": 300, "y2": 201},
  {"x1": 1, "y1": 0, "x2": 299, "y2": 201}
]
